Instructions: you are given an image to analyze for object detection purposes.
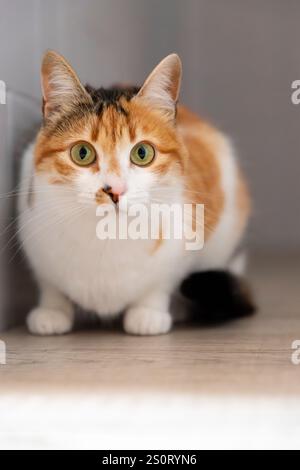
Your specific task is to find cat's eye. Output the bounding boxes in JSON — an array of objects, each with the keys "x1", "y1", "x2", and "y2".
[
  {"x1": 130, "y1": 142, "x2": 155, "y2": 167},
  {"x1": 70, "y1": 142, "x2": 96, "y2": 166}
]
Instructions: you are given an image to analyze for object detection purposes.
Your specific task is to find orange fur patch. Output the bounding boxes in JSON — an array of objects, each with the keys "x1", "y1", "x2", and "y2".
[
  {"x1": 35, "y1": 96, "x2": 186, "y2": 183},
  {"x1": 236, "y1": 168, "x2": 251, "y2": 234},
  {"x1": 95, "y1": 188, "x2": 108, "y2": 205},
  {"x1": 150, "y1": 226, "x2": 164, "y2": 254},
  {"x1": 177, "y1": 106, "x2": 224, "y2": 240}
]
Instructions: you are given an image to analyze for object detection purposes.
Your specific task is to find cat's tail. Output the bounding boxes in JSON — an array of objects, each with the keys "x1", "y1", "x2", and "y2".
[{"x1": 180, "y1": 253, "x2": 256, "y2": 325}]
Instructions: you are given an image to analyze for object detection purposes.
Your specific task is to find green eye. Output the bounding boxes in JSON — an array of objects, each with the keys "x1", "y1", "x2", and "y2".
[
  {"x1": 130, "y1": 142, "x2": 155, "y2": 166},
  {"x1": 70, "y1": 142, "x2": 96, "y2": 166}
]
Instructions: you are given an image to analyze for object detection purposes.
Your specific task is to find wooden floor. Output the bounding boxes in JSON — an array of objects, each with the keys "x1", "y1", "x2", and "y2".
[{"x1": 1, "y1": 251, "x2": 300, "y2": 396}]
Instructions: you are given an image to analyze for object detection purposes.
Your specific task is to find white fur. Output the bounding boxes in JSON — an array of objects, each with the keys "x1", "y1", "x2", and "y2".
[
  {"x1": 19, "y1": 132, "x2": 245, "y2": 336},
  {"x1": 124, "y1": 308, "x2": 172, "y2": 335},
  {"x1": 229, "y1": 251, "x2": 247, "y2": 276},
  {"x1": 27, "y1": 308, "x2": 73, "y2": 335}
]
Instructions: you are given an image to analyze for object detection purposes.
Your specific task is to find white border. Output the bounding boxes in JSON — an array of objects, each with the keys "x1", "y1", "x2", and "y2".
[{"x1": 0, "y1": 393, "x2": 300, "y2": 449}]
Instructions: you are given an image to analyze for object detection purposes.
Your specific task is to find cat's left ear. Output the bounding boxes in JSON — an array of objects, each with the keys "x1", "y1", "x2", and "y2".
[
  {"x1": 135, "y1": 54, "x2": 182, "y2": 121},
  {"x1": 41, "y1": 50, "x2": 92, "y2": 119}
]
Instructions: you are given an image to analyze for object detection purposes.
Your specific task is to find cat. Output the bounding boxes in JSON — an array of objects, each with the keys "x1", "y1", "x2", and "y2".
[{"x1": 18, "y1": 51, "x2": 254, "y2": 336}]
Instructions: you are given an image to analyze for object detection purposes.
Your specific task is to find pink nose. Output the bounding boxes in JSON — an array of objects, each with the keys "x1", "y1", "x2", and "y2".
[{"x1": 103, "y1": 184, "x2": 125, "y2": 204}]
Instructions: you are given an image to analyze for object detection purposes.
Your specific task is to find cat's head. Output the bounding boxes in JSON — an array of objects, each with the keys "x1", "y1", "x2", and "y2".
[{"x1": 35, "y1": 51, "x2": 186, "y2": 209}]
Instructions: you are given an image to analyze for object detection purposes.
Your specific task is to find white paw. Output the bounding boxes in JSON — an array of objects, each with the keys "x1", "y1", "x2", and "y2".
[
  {"x1": 27, "y1": 307, "x2": 73, "y2": 336},
  {"x1": 124, "y1": 307, "x2": 172, "y2": 336}
]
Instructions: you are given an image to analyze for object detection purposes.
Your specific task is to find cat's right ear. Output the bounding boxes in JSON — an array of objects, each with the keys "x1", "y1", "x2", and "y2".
[
  {"x1": 41, "y1": 50, "x2": 92, "y2": 119},
  {"x1": 135, "y1": 54, "x2": 182, "y2": 121}
]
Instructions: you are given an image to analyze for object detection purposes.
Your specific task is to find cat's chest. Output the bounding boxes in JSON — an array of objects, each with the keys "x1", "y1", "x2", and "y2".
[{"x1": 24, "y1": 205, "x2": 175, "y2": 314}]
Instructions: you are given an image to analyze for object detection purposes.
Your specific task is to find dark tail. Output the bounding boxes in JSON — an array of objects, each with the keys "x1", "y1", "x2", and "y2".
[{"x1": 180, "y1": 270, "x2": 256, "y2": 325}]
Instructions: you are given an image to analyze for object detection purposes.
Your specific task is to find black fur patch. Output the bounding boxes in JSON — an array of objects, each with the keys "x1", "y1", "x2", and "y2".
[
  {"x1": 44, "y1": 85, "x2": 141, "y2": 136},
  {"x1": 85, "y1": 85, "x2": 140, "y2": 116},
  {"x1": 180, "y1": 270, "x2": 256, "y2": 324}
]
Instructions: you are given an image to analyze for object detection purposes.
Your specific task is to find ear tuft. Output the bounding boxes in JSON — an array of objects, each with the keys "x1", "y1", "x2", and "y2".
[
  {"x1": 41, "y1": 50, "x2": 91, "y2": 118},
  {"x1": 136, "y1": 54, "x2": 182, "y2": 120}
]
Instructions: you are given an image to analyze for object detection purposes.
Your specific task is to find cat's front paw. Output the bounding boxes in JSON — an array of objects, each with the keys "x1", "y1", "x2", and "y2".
[
  {"x1": 124, "y1": 307, "x2": 172, "y2": 336},
  {"x1": 27, "y1": 307, "x2": 73, "y2": 336}
]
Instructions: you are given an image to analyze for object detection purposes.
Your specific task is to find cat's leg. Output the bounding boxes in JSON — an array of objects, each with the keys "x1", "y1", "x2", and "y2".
[
  {"x1": 27, "y1": 280, "x2": 74, "y2": 335},
  {"x1": 124, "y1": 290, "x2": 172, "y2": 336}
]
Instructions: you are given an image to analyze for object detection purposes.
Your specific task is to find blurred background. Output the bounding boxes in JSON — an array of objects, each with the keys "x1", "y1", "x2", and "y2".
[{"x1": 0, "y1": 0, "x2": 300, "y2": 328}]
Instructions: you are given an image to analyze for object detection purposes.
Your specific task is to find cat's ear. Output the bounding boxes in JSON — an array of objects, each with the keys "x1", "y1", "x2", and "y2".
[
  {"x1": 41, "y1": 50, "x2": 92, "y2": 118},
  {"x1": 135, "y1": 54, "x2": 182, "y2": 120}
]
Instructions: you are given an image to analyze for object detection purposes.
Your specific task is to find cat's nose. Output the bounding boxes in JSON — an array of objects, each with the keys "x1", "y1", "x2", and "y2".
[{"x1": 103, "y1": 184, "x2": 124, "y2": 204}]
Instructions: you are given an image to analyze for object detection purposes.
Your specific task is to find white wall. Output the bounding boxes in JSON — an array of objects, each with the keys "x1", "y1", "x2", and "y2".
[
  {"x1": 0, "y1": 0, "x2": 42, "y2": 329},
  {"x1": 0, "y1": 0, "x2": 40, "y2": 98},
  {"x1": 0, "y1": 0, "x2": 182, "y2": 99}
]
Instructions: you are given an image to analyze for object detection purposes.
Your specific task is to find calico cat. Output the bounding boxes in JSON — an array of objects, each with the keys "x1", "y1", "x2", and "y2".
[{"x1": 18, "y1": 51, "x2": 254, "y2": 336}]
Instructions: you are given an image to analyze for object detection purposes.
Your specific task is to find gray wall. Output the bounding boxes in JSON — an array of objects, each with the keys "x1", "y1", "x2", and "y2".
[{"x1": 0, "y1": 0, "x2": 300, "y2": 249}]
